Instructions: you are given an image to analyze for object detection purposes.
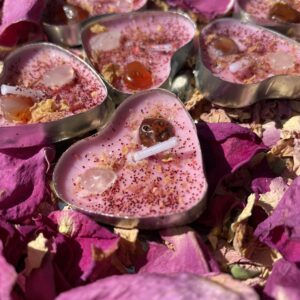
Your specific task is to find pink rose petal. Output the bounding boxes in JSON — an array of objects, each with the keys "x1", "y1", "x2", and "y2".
[
  {"x1": 0, "y1": 147, "x2": 48, "y2": 221},
  {"x1": 0, "y1": 0, "x2": 44, "y2": 47}
]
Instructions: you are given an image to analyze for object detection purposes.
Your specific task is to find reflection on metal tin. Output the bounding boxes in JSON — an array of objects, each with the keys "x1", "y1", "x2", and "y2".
[
  {"x1": 81, "y1": 11, "x2": 197, "y2": 104},
  {"x1": 42, "y1": 0, "x2": 148, "y2": 47},
  {"x1": 0, "y1": 42, "x2": 114, "y2": 149},
  {"x1": 53, "y1": 89, "x2": 207, "y2": 229},
  {"x1": 235, "y1": 0, "x2": 300, "y2": 41},
  {"x1": 195, "y1": 18, "x2": 300, "y2": 108}
]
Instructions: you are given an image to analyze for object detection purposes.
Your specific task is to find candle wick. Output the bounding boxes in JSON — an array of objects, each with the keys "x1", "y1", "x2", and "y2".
[
  {"x1": 1, "y1": 84, "x2": 45, "y2": 101},
  {"x1": 130, "y1": 137, "x2": 178, "y2": 162}
]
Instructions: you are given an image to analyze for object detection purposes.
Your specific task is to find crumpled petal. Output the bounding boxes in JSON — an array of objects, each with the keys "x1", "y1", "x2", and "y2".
[
  {"x1": 56, "y1": 273, "x2": 259, "y2": 300},
  {"x1": 281, "y1": 116, "x2": 300, "y2": 139},
  {"x1": 255, "y1": 176, "x2": 300, "y2": 262},
  {"x1": 293, "y1": 138, "x2": 300, "y2": 175},
  {"x1": 166, "y1": 0, "x2": 234, "y2": 20},
  {"x1": 250, "y1": 158, "x2": 276, "y2": 195},
  {"x1": 138, "y1": 227, "x2": 219, "y2": 275},
  {"x1": 0, "y1": 218, "x2": 24, "y2": 266},
  {"x1": 0, "y1": 241, "x2": 17, "y2": 300},
  {"x1": 264, "y1": 259, "x2": 300, "y2": 300},
  {"x1": 0, "y1": 147, "x2": 48, "y2": 221},
  {"x1": 199, "y1": 195, "x2": 241, "y2": 228},
  {"x1": 48, "y1": 210, "x2": 120, "y2": 282},
  {"x1": 257, "y1": 177, "x2": 289, "y2": 214},
  {"x1": 206, "y1": 273, "x2": 260, "y2": 298},
  {"x1": 0, "y1": 0, "x2": 44, "y2": 47},
  {"x1": 261, "y1": 121, "x2": 281, "y2": 148},
  {"x1": 18, "y1": 210, "x2": 120, "y2": 297},
  {"x1": 197, "y1": 122, "x2": 268, "y2": 198}
]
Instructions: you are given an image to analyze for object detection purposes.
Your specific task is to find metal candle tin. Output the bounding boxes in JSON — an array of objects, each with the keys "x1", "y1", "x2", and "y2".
[
  {"x1": 42, "y1": 1, "x2": 148, "y2": 47},
  {"x1": 234, "y1": 0, "x2": 300, "y2": 41},
  {"x1": 53, "y1": 89, "x2": 207, "y2": 229},
  {"x1": 195, "y1": 18, "x2": 300, "y2": 108},
  {"x1": 81, "y1": 11, "x2": 197, "y2": 104},
  {"x1": 0, "y1": 42, "x2": 114, "y2": 149}
]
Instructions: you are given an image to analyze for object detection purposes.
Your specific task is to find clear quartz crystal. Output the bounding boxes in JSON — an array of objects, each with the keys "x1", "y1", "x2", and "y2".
[
  {"x1": 116, "y1": 0, "x2": 133, "y2": 11},
  {"x1": 267, "y1": 50, "x2": 295, "y2": 72},
  {"x1": 229, "y1": 58, "x2": 252, "y2": 74},
  {"x1": 89, "y1": 30, "x2": 121, "y2": 52},
  {"x1": 41, "y1": 64, "x2": 75, "y2": 89},
  {"x1": 79, "y1": 168, "x2": 117, "y2": 195}
]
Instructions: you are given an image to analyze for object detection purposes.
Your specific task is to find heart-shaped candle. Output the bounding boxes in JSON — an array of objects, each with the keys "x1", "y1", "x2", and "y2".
[
  {"x1": 0, "y1": 43, "x2": 111, "y2": 148},
  {"x1": 235, "y1": 0, "x2": 300, "y2": 40},
  {"x1": 196, "y1": 18, "x2": 300, "y2": 107},
  {"x1": 42, "y1": 0, "x2": 147, "y2": 46},
  {"x1": 81, "y1": 11, "x2": 196, "y2": 102},
  {"x1": 53, "y1": 89, "x2": 207, "y2": 229}
]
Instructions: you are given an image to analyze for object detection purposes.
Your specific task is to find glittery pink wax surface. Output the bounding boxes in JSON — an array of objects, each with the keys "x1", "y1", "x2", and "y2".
[
  {"x1": 55, "y1": 90, "x2": 207, "y2": 218},
  {"x1": 68, "y1": 0, "x2": 147, "y2": 15},
  {"x1": 84, "y1": 12, "x2": 195, "y2": 93},
  {"x1": 0, "y1": 46, "x2": 107, "y2": 127},
  {"x1": 238, "y1": 0, "x2": 300, "y2": 24},
  {"x1": 200, "y1": 19, "x2": 300, "y2": 84}
]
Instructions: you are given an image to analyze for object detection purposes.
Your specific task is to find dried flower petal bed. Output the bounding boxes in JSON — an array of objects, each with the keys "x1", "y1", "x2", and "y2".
[
  {"x1": 84, "y1": 12, "x2": 195, "y2": 93},
  {"x1": 201, "y1": 19, "x2": 300, "y2": 84},
  {"x1": 55, "y1": 90, "x2": 206, "y2": 217},
  {"x1": 0, "y1": 47, "x2": 106, "y2": 126}
]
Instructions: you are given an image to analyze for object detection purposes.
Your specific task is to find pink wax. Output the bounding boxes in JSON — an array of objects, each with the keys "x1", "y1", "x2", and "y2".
[
  {"x1": 83, "y1": 12, "x2": 195, "y2": 93},
  {"x1": 201, "y1": 19, "x2": 300, "y2": 84},
  {"x1": 0, "y1": 46, "x2": 107, "y2": 126},
  {"x1": 55, "y1": 90, "x2": 207, "y2": 217}
]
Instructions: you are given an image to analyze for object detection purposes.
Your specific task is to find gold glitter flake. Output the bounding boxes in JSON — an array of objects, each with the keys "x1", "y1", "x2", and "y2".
[{"x1": 90, "y1": 24, "x2": 107, "y2": 34}]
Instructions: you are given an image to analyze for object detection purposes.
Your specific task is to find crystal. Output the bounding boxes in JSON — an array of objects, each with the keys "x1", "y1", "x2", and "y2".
[
  {"x1": 139, "y1": 118, "x2": 175, "y2": 147},
  {"x1": 79, "y1": 168, "x2": 117, "y2": 195},
  {"x1": 212, "y1": 36, "x2": 239, "y2": 56},
  {"x1": 269, "y1": 2, "x2": 300, "y2": 23},
  {"x1": 0, "y1": 94, "x2": 34, "y2": 122},
  {"x1": 123, "y1": 61, "x2": 153, "y2": 90},
  {"x1": 267, "y1": 50, "x2": 295, "y2": 72},
  {"x1": 43, "y1": 0, "x2": 89, "y2": 25},
  {"x1": 41, "y1": 64, "x2": 75, "y2": 89}
]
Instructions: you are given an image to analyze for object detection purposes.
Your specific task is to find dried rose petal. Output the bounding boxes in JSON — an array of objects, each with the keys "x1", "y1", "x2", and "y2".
[
  {"x1": 257, "y1": 177, "x2": 289, "y2": 214},
  {"x1": 138, "y1": 227, "x2": 219, "y2": 275},
  {"x1": 0, "y1": 241, "x2": 17, "y2": 300},
  {"x1": 264, "y1": 259, "x2": 300, "y2": 300},
  {"x1": 0, "y1": 218, "x2": 24, "y2": 266},
  {"x1": 18, "y1": 210, "x2": 120, "y2": 297},
  {"x1": 0, "y1": 0, "x2": 44, "y2": 47},
  {"x1": 196, "y1": 122, "x2": 268, "y2": 198},
  {"x1": 56, "y1": 273, "x2": 258, "y2": 300},
  {"x1": 261, "y1": 121, "x2": 281, "y2": 148},
  {"x1": 0, "y1": 147, "x2": 48, "y2": 221},
  {"x1": 166, "y1": 0, "x2": 234, "y2": 20},
  {"x1": 255, "y1": 176, "x2": 300, "y2": 262}
]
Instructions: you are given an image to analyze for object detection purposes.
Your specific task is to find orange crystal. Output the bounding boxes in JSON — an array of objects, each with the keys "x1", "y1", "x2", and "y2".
[
  {"x1": 123, "y1": 61, "x2": 153, "y2": 91},
  {"x1": 212, "y1": 36, "x2": 239, "y2": 55},
  {"x1": 269, "y1": 2, "x2": 300, "y2": 23},
  {"x1": 139, "y1": 118, "x2": 175, "y2": 147},
  {"x1": 43, "y1": 0, "x2": 89, "y2": 25}
]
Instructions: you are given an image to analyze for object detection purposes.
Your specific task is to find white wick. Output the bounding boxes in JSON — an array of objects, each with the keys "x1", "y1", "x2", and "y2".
[
  {"x1": 1, "y1": 84, "x2": 45, "y2": 100},
  {"x1": 130, "y1": 137, "x2": 178, "y2": 162}
]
